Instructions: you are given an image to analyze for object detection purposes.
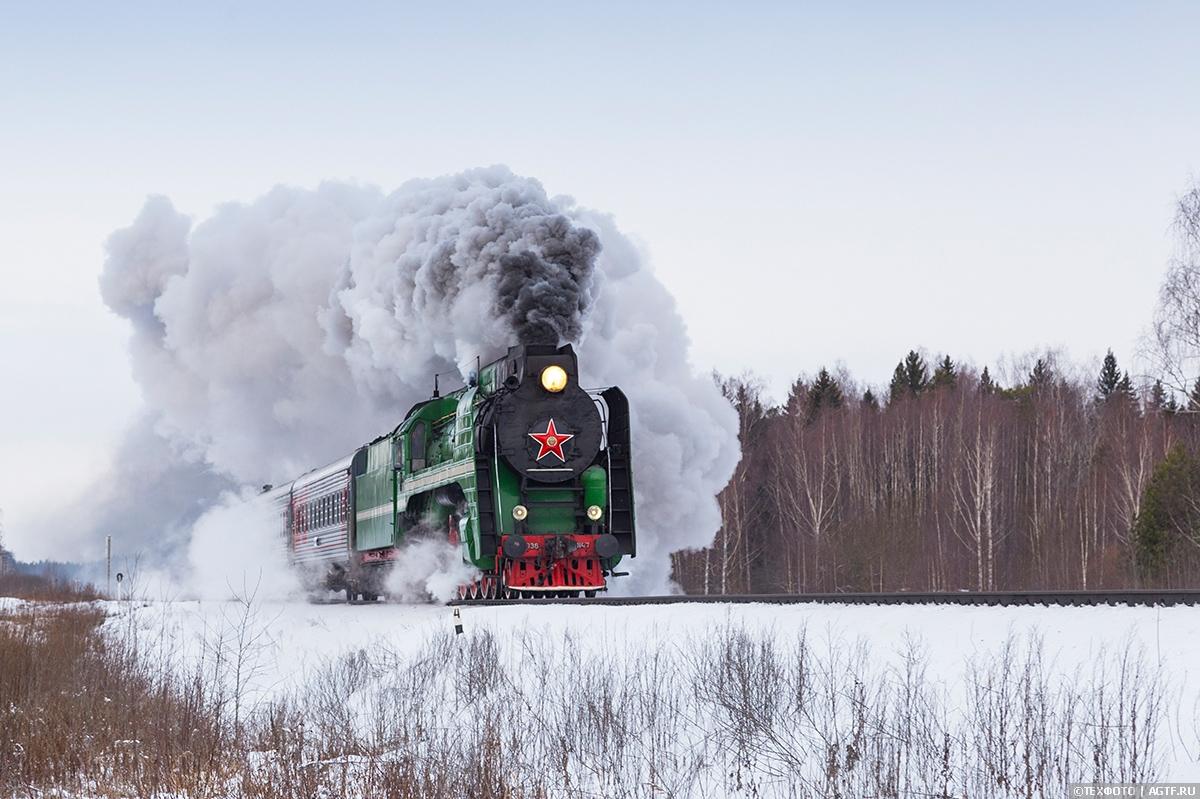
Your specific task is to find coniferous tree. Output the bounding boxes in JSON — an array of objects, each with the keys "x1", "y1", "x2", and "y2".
[
  {"x1": 1134, "y1": 444, "x2": 1200, "y2": 577},
  {"x1": 979, "y1": 366, "x2": 996, "y2": 395},
  {"x1": 932, "y1": 355, "x2": 957, "y2": 389},
  {"x1": 889, "y1": 351, "x2": 930, "y2": 402},
  {"x1": 1028, "y1": 358, "x2": 1053, "y2": 391},
  {"x1": 1189, "y1": 378, "x2": 1200, "y2": 411},
  {"x1": 903, "y1": 351, "x2": 930, "y2": 394},
  {"x1": 1150, "y1": 379, "x2": 1168, "y2": 413},
  {"x1": 806, "y1": 368, "x2": 844, "y2": 423},
  {"x1": 1167, "y1": 393, "x2": 1180, "y2": 414},
  {"x1": 784, "y1": 377, "x2": 808, "y2": 418},
  {"x1": 1116, "y1": 371, "x2": 1138, "y2": 406},
  {"x1": 1096, "y1": 349, "x2": 1121, "y2": 401},
  {"x1": 888, "y1": 363, "x2": 908, "y2": 404},
  {"x1": 861, "y1": 388, "x2": 879, "y2": 411}
]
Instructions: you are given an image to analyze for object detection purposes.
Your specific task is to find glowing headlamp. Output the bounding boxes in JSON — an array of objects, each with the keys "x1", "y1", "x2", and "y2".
[{"x1": 540, "y1": 365, "x2": 568, "y2": 393}]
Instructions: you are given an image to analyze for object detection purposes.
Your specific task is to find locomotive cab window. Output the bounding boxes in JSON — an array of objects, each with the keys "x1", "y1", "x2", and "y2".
[{"x1": 410, "y1": 422, "x2": 427, "y2": 471}]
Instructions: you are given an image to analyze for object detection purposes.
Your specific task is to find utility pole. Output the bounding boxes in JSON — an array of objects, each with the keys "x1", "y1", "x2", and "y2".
[{"x1": 106, "y1": 535, "x2": 112, "y2": 598}]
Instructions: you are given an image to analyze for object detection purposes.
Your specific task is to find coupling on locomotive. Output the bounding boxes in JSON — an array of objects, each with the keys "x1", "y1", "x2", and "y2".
[{"x1": 264, "y1": 344, "x2": 635, "y2": 600}]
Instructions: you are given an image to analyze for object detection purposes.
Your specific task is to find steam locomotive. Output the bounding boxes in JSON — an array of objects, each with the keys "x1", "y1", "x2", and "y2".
[{"x1": 264, "y1": 344, "x2": 636, "y2": 601}]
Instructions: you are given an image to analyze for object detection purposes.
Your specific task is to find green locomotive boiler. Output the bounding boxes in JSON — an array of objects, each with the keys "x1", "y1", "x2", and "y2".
[{"x1": 266, "y1": 344, "x2": 635, "y2": 600}]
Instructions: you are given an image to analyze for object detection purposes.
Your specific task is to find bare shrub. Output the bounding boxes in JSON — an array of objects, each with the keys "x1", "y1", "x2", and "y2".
[
  {"x1": 1, "y1": 600, "x2": 1178, "y2": 799},
  {"x1": 224, "y1": 620, "x2": 1170, "y2": 799}
]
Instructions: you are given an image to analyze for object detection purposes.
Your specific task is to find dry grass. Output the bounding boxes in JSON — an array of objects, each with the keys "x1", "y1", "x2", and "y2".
[
  {"x1": 0, "y1": 601, "x2": 233, "y2": 797},
  {"x1": 0, "y1": 570, "x2": 101, "y2": 602},
  {"x1": 0, "y1": 594, "x2": 1180, "y2": 798}
]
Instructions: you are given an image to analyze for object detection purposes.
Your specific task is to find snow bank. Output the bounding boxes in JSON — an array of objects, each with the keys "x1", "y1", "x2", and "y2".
[
  {"x1": 104, "y1": 599, "x2": 1199, "y2": 699},
  {"x1": 98, "y1": 599, "x2": 1200, "y2": 791}
]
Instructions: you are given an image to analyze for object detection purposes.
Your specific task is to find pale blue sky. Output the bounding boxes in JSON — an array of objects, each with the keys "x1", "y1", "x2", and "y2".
[{"x1": 2, "y1": 1, "x2": 1199, "y2": 550}]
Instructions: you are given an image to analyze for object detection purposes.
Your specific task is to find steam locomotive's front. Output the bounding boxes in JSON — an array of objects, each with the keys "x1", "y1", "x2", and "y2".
[{"x1": 479, "y1": 344, "x2": 635, "y2": 595}]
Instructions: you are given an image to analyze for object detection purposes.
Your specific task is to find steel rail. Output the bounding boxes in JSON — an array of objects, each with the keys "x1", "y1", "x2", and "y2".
[{"x1": 447, "y1": 589, "x2": 1200, "y2": 608}]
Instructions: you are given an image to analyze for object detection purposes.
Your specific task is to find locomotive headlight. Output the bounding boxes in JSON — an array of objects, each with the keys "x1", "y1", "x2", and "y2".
[
  {"x1": 512, "y1": 504, "x2": 529, "y2": 521},
  {"x1": 586, "y1": 504, "x2": 603, "y2": 521},
  {"x1": 540, "y1": 365, "x2": 568, "y2": 393}
]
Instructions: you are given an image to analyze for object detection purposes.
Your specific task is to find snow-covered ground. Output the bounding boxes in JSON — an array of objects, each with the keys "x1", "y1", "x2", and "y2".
[
  {"x1": 104, "y1": 598, "x2": 1197, "y2": 700},
  {"x1": 82, "y1": 597, "x2": 1200, "y2": 793}
]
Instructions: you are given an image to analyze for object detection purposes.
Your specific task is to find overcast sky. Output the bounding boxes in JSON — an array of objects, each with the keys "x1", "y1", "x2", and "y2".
[{"x1": 2, "y1": 1, "x2": 1198, "y2": 550}]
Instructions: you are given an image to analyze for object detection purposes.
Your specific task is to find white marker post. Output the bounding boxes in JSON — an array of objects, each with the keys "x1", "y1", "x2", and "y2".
[{"x1": 105, "y1": 535, "x2": 112, "y2": 598}]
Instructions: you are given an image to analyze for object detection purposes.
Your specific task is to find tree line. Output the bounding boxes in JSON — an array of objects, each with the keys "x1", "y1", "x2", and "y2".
[{"x1": 673, "y1": 183, "x2": 1200, "y2": 594}]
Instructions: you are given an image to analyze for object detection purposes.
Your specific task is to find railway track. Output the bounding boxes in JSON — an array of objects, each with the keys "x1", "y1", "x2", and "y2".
[{"x1": 447, "y1": 589, "x2": 1200, "y2": 608}]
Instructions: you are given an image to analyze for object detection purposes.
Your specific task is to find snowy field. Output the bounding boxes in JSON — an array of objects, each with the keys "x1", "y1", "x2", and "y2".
[
  {"x1": 104, "y1": 597, "x2": 1198, "y2": 705},
  {"x1": 92, "y1": 596, "x2": 1200, "y2": 794}
]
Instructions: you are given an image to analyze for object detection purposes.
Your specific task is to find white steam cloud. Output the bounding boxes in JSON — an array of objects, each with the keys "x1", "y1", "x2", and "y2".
[
  {"x1": 84, "y1": 166, "x2": 737, "y2": 594},
  {"x1": 185, "y1": 490, "x2": 301, "y2": 601},
  {"x1": 385, "y1": 538, "x2": 481, "y2": 603}
]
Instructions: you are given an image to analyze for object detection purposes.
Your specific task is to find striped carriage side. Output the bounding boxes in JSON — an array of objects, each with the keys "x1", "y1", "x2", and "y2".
[{"x1": 288, "y1": 456, "x2": 353, "y2": 565}]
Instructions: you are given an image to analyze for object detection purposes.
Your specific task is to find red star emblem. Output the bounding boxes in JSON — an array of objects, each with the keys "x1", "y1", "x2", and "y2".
[{"x1": 528, "y1": 418, "x2": 574, "y2": 462}]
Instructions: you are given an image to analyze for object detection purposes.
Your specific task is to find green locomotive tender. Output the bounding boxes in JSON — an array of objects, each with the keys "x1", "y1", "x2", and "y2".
[{"x1": 267, "y1": 344, "x2": 635, "y2": 600}]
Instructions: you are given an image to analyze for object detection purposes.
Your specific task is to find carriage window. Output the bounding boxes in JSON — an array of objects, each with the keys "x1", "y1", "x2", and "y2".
[{"x1": 411, "y1": 422, "x2": 427, "y2": 471}]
